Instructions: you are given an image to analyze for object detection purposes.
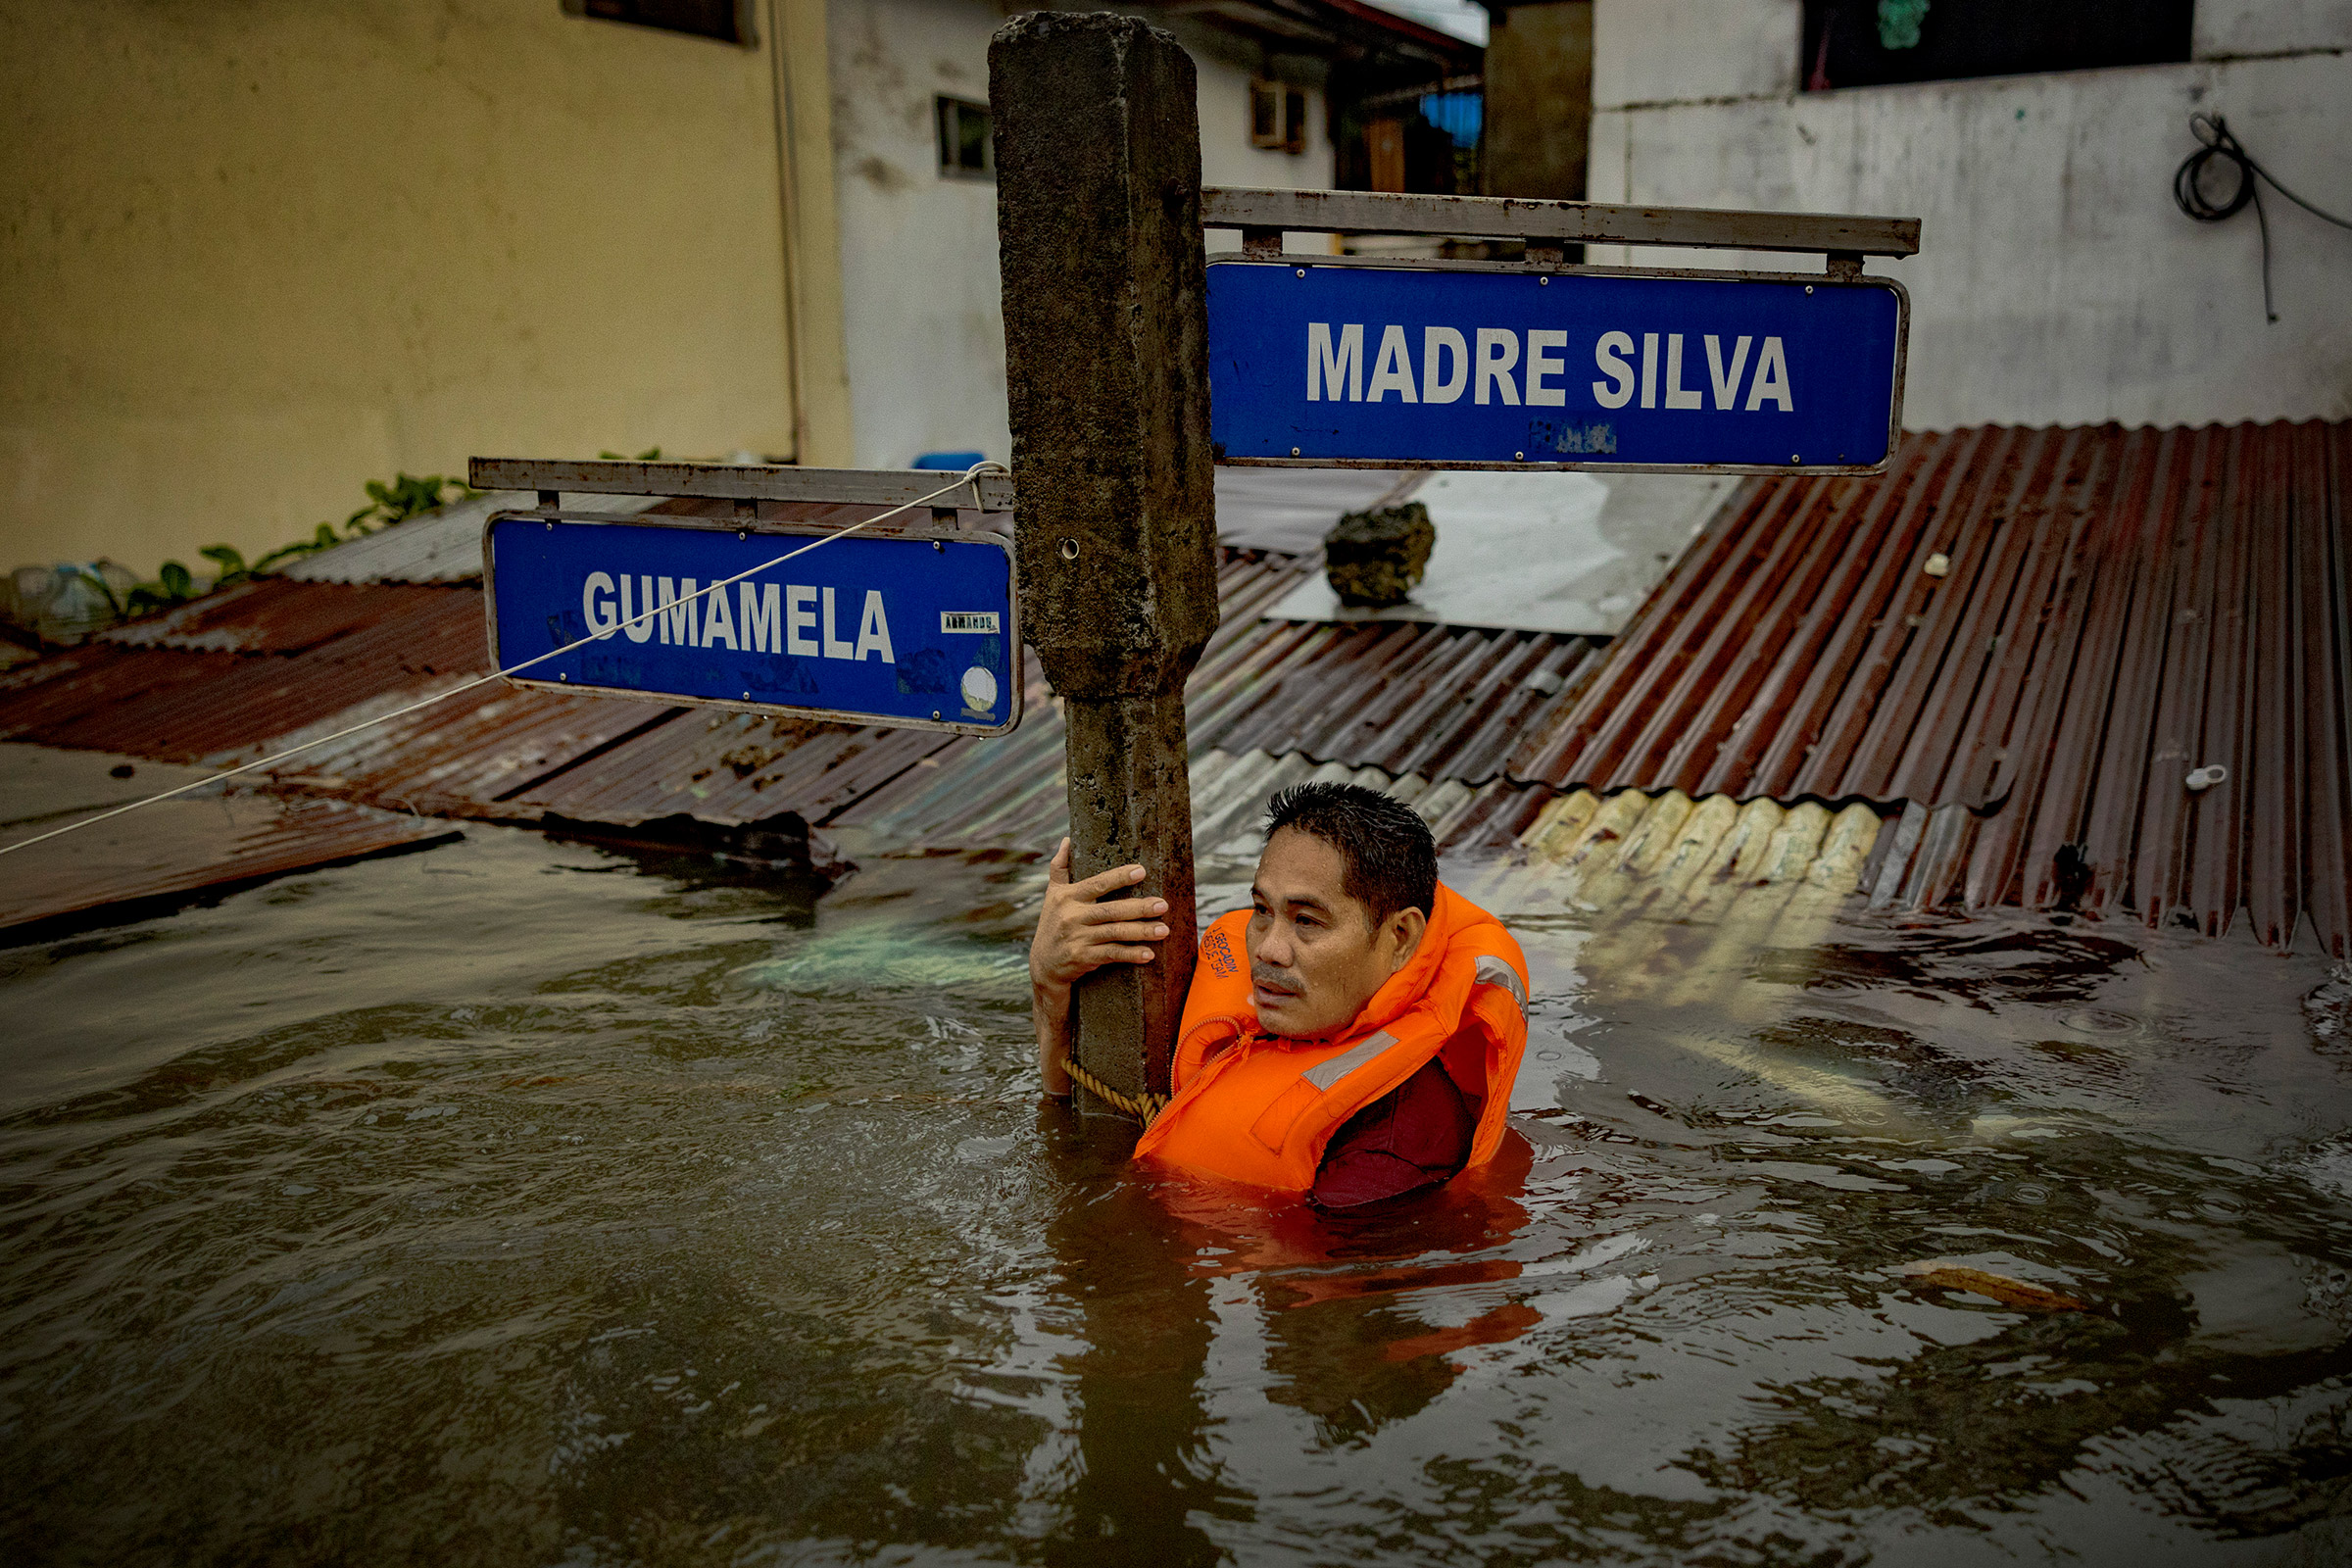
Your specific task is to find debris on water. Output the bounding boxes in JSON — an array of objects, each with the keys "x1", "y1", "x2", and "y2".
[
  {"x1": 540, "y1": 809, "x2": 851, "y2": 881},
  {"x1": 1899, "y1": 1260, "x2": 2088, "y2": 1312},
  {"x1": 2308, "y1": 962, "x2": 2352, "y2": 1050}
]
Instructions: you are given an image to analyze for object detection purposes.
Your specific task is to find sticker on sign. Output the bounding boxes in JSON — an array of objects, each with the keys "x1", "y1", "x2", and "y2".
[{"x1": 942, "y1": 612, "x2": 1001, "y2": 633}]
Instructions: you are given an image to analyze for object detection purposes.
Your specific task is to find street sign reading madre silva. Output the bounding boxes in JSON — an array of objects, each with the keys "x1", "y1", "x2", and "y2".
[
  {"x1": 483, "y1": 514, "x2": 1019, "y2": 735},
  {"x1": 1208, "y1": 261, "x2": 1907, "y2": 472}
]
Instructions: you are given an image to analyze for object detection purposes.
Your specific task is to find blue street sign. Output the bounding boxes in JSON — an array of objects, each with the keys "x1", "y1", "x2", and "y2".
[
  {"x1": 483, "y1": 514, "x2": 1020, "y2": 735},
  {"x1": 1207, "y1": 260, "x2": 1906, "y2": 472}
]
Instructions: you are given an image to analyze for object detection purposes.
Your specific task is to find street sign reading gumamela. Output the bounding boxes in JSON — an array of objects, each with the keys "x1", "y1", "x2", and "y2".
[
  {"x1": 483, "y1": 513, "x2": 1021, "y2": 736},
  {"x1": 1207, "y1": 260, "x2": 1907, "y2": 473}
]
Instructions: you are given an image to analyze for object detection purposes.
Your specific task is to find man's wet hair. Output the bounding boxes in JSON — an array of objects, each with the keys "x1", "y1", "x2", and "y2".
[{"x1": 1262, "y1": 782, "x2": 1438, "y2": 925}]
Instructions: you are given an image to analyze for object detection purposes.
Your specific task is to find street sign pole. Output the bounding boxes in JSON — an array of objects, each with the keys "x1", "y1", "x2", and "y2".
[{"x1": 991, "y1": 14, "x2": 1219, "y2": 1124}]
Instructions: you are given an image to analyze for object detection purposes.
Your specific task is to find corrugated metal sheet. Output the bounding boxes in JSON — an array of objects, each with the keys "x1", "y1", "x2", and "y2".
[
  {"x1": 1199, "y1": 615, "x2": 1602, "y2": 783},
  {"x1": 863, "y1": 741, "x2": 1557, "y2": 865},
  {"x1": 0, "y1": 794, "x2": 457, "y2": 940},
  {"x1": 0, "y1": 586, "x2": 488, "y2": 763},
  {"x1": 506, "y1": 708, "x2": 952, "y2": 827},
  {"x1": 1192, "y1": 749, "x2": 1556, "y2": 858},
  {"x1": 245, "y1": 686, "x2": 685, "y2": 815},
  {"x1": 837, "y1": 550, "x2": 1607, "y2": 844},
  {"x1": 1511, "y1": 786, "x2": 1887, "y2": 912},
  {"x1": 16, "y1": 424, "x2": 2334, "y2": 956},
  {"x1": 96, "y1": 578, "x2": 455, "y2": 655},
  {"x1": 1506, "y1": 421, "x2": 2351, "y2": 955},
  {"x1": 72, "y1": 493, "x2": 1605, "y2": 839}
]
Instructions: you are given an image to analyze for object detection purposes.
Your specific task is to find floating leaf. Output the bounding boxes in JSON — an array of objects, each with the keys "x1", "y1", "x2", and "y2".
[{"x1": 1900, "y1": 1261, "x2": 2086, "y2": 1312}]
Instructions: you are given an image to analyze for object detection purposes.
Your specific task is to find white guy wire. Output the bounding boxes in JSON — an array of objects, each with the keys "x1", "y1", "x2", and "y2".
[{"x1": 0, "y1": 462, "x2": 1009, "y2": 860}]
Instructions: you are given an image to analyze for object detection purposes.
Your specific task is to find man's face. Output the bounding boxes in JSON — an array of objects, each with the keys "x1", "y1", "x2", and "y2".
[{"x1": 1246, "y1": 827, "x2": 1420, "y2": 1038}]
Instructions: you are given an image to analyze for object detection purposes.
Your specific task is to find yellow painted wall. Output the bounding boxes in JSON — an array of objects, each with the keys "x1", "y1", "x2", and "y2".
[{"x1": 0, "y1": 0, "x2": 846, "y2": 575}]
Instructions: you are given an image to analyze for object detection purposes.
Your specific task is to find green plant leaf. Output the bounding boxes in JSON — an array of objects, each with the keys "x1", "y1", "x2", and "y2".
[{"x1": 62, "y1": 565, "x2": 126, "y2": 618}]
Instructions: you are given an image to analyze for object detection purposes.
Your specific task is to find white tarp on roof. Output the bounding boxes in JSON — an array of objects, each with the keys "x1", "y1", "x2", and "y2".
[
  {"x1": 282, "y1": 491, "x2": 657, "y2": 585},
  {"x1": 1258, "y1": 469, "x2": 1737, "y2": 637},
  {"x1": 1212, "y1": 467, "x2": 1407, "y2": 555}
]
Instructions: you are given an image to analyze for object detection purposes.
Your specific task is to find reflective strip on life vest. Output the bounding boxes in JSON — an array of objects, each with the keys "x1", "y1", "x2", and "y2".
[
  {"x1": 1301, "y1": 1029, "x2": 1399, "y2": 1092},
  {"x1": 1473, "y1": 956, "x2": 1527, "y2": 1013}
]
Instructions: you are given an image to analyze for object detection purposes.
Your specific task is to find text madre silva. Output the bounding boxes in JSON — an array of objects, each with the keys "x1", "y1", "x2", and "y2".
[{"x1": 1207, "y1": 262, "x2": 1903, "y2": 469}]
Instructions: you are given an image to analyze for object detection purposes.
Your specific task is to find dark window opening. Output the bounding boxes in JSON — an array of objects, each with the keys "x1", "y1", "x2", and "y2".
[
  {"x1": 1800, "y1": 0, "x2": 2192, "y2": 91},
  {"x1": 1251, "y1": 79, "x2": 1282, "y2": 146},
  {"x1": 562, "y1": 0, "x2": 754, "y2": 46},
  {"x1": 1250, "y1": 79, "x2": 1310, "y2": 154},
  {"x1": 937, "y1": 97, "x2": 992, "y2": 179}
]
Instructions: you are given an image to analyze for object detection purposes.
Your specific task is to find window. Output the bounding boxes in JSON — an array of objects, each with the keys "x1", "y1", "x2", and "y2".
[
  {"x1": 1800, "y1": 0, "x2": 2192, "y2": 90},
  {"x1": 936, "y1": 97, "x2": 992, "y2": 179},
  {"x1": 561, "y1": 0, "x2": 755, "y2": 46},
  {"x1": 1250, "y1": 79, "x2": 1308, "y2": 154}
]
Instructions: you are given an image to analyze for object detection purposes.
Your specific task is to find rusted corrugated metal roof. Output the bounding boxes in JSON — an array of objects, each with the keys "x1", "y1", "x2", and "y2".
[
  {"x1": 0, "y1": 793, "x2": 458, "y2": 941},
  {"x1": 1198, "y1": 616, "x2": 1601, "y2": 783},
  {"x1": 246, "y1": 686, "x2": 685, "y2": 815},
  {"x1": 95, "y1": 577, "x2": 429, "y2": 655},
  {"x1": 1508, "y1": 420, "x2": 2351, "y2": 954},
  {"x1": 0, "y1": 585, "x2": 487, "y2": 762},
  {"x1": 17, "y1": 425, "x2": 2336, "y2": 955},
  {"x1": 506, "y1": 709, "x2": 952, "y2": 827},
  {"x1": 836, "y1": 550, "x2": 1606, "y2": 844}
]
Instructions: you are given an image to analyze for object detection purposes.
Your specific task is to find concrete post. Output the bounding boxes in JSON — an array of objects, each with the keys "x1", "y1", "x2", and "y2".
[{"x1": 990, "y1": 13, "x2": 1220, "y2": 1119}]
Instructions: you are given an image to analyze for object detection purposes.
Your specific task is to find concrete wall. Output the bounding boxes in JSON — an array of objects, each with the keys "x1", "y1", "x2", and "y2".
[
  {"x1": 0, "y1": 0, "x2": 831, "y2": 575},
  {"x1": 1484, "y1": 0, "x2": 1592, "y2": 200},
  {"x1": 827, "y1": 0, "x2": 1334, "y2": 469},
  {"x1": 1587, "y1": 0, "x2": 2352, "y2": 429}
]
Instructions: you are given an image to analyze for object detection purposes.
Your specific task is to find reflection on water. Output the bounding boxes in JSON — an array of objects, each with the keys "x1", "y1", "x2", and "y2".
[{"x1": 3, "y1": 823, "x2": 2350, "y2": 1563}]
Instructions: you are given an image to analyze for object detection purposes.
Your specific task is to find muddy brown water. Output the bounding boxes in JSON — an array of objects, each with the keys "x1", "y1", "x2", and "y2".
[{"x1": 3, "y1": 823, "x2": 2350, "y2": 1564}]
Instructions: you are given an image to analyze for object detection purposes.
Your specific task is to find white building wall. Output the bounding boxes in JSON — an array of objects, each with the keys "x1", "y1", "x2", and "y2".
[
  {"x1": 828, "y1": 0, "x2": 1335, "y2": 469},
  {"x1": 828, "y1": 0, "x2": 1010, "y2": 470},
  {"x1": 1587, "y1": 0, "x2": 2352, "y2": 430}
]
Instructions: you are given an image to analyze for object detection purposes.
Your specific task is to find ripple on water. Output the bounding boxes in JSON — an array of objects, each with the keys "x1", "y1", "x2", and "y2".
[{"x1": 1, "y1": 826, "x2": 2349, "y2": 1564}]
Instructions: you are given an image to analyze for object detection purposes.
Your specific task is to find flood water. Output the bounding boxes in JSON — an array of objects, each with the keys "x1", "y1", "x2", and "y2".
[{"x1": 4, "y1": 823, "x2": 2350, "y2": 1565}]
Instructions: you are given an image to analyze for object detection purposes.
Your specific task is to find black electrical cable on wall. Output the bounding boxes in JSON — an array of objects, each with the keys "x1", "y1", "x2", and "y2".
[{"x1": 2173, "y1": 113, "x2": 2352, "y2": 323}]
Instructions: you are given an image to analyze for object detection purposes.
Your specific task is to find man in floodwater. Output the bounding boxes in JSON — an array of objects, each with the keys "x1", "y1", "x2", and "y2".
[{"x1": 1030, "y1": 782, "x2": 1529, "y2": 1208}]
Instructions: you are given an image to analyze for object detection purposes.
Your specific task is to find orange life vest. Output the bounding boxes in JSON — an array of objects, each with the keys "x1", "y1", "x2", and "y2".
[{"x1": 1132, "y1": 883, "x2": 1529, "y2": 1193}]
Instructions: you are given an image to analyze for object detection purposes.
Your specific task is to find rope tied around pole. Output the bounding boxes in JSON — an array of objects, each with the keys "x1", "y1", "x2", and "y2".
[{"x1": 1060, "y1": 1057, "x2": 1168, "y2": 1124}]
